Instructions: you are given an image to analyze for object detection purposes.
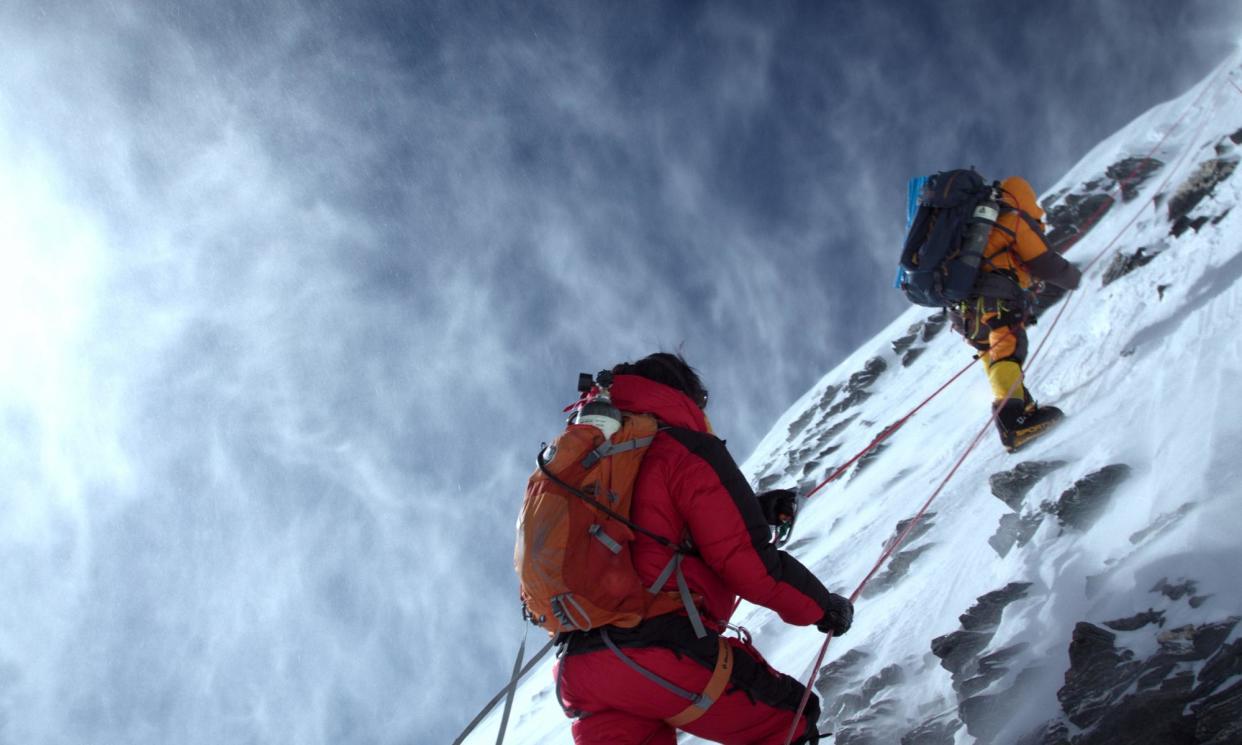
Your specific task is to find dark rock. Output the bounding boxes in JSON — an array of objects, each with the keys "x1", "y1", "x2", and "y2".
[
  {"x1": 1157, "y1": 283, "x2": 1171, "y2": 300},
  {"x1": 1193, "y1": 638, "x2": 1242, "y2": 742},
  {"x1": 959, "y1": 643, "x2": 1029, "y2": 697},
  {"x1": 814, "y1": 648, "x2": 870, "y2": 700},
  {"x1": 883, "y1": 513, "x2": 937, "y2": 552},
  {"x1": 1171, "y1": 214, "x2": 1210, "y2": 238},
  {"x1": 901, "y1": 717, "x2": 961, "y2": 745},
  {"x1": 891, "y1": 332, "x2": 919, "y2": 355},
  {"x1": 1015, "y1": 720, "x2": 1071, "y2": 745},
  {"x1": 859, "y1": 664, "x2": 905, "y2": 707},
  {"x1": 787, "y1": 407, "x2": 817, "y2": 439},
  {"x1": 789, "y1": 446, "x2": 816, "y2": 474},
  {"x1": 1041, "y1": 187, "x2": 1069, "y2": 210},
  {"x1": 1211, "y1": 207, "x2": 1232, "y2": 224},
  {"x1": 921, "y1": 311, "x2": 948, "y2": 341},
  {"x1": 796, "y1": 477, "x2": 819, "y2": 495},
  {"x1": 978, "y1": 643, "x2": 1028, "y2": 677},
  {"x1": 1151, "y1": 577, "x2": 1198, "y2": 601},
  {"x1": 847, "y1": 357, "x2": 888, "y2": 392},
  {"x1": 816, "y1": 442, "x2": 842, "y2": 459},
  {"x1": 1052, "y1": 618, "x2": 1242, "y2": 744},
  {"x1": 1195, "y1": 636, "x2": 1242, "y2": 697},
  {"x1": 1074, "y1": 686, "x2": 1196, "y2": 745},
  {"x1": 832, "y1": 730, "x2": 877, "y2": 745},
  {"x1": 816, "y1": 384, "x2": 841, "y2": 411},
  {"x1": 862, "y1": 544, "x2": 934, "y2": 598},
  {"x1": 960, "y1": 582, "x2": 1032, "y2": 632},
  {"x1": 1045, "y1": 192, "x2": 1114, "y2": 253},
  {"x1": 1230, "y1": 127, "x2": 1242, "y2": 145},
  {"x1": 1052, "y1": 464, "x2": 1132, "y2": 531},
  {"x1": 988, "y1": 511, "x2": 1044, "y2": 557},
  {"x1": 1168, "y1": 157, "x2": 1238, "y2": 225},
  {"x1": 959, "y1": 666, "x2": 1047, "y2": 743},
  {"x1": 1129, "y1": 503, "x2": 1195, "y2": 544},
  {"x1": 1103, "y1": 609, "x2": 1165, "y2": 632},
  {"x1": 989, "y1": 460, "x2": 1068, "y2": 510},
  {"x1": 1184, "y1": 618, "x2": 1237, "y2": 660},
  {"x1": 1058, "y1": 623, "x2": 1140, "y2": 728},
  {"x1": 881, "y1": 467, "x2": 917, "y2": 491},
  {"x1": 931, "y1": 583, "x2": 1031, "y2": 677},
  {"x1": 988, "y1": 514, "x2": 1021, "y2": 558},
  {"x1": 901, "y1": 347, "x2": 925, "y2": 367},
  {"x1": 851, "y1": 442, "x2": 889, "y2": 479},
  {"x1": 1160, "y1": 669, "x2": 1196, "y2": 692},
  {"x1": 1105, "y1": 157, "x2": 1164, "y2": 201},
  {"x1": 932, "y1": 629, "x2": 994, "y2": 678},
  {"x1": 755, "y1": 472, "x2": 784, "y2": 491},
  {"x1": 825, "y1": 389, "x2": 872, "y2": 419},
  {"x1": 1101, "y1": 246, "x2": 1159, "y2": 286},
  {"x1": 1194, "y1": 680, "x2": 1242, "y2": 744},
  {"x1": 791, "y1": 384, "x2": 842, "y2": 438},
  {"x1": 830, "y1": 692, "x2": 866, "y2": 721},
  {"x1": 817, "y1": 412, "x2": 860, "y2": 443}
]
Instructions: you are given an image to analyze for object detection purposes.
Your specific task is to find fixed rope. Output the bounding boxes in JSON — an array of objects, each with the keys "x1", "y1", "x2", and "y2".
[
  {"x1": 451, "y1": 638, "x2": 555, "y2": 745},
  {"x1": 802, "y1": 356, "x2": 976, "y2": 501}
]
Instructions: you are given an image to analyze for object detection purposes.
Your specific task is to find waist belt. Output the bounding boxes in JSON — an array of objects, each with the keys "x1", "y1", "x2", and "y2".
[{"x1": 600, "y1": 628, "x2": 733, "y2": 727}]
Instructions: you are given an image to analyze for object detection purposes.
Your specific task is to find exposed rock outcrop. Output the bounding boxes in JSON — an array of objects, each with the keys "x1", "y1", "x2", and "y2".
[
  {"x1": 989, "y1": 460, "x2": 1068, "y2": 510},
  {"x1": 931, "y1": 582, "x2": 1032, "y2": 688},
  {"x1": 1050, "y1": 618, "x2": 1242, "y2": 745},
  {"x1": 988, "y1": 511, "x2": 1044, "y2": 558},
  {"x1": 1050, "y1": 464, "x2": 1132, "y2": 531},
  {"x1": 1042, "y1": 157, "x2": 1163, "y2": 252},
  {"x1": 1168, "y1": 157, "x2": 1239, "y2": 229},
  {"x1": 901, "y1": 716, "x2": 962, "y2": 745},
  {"x1": 1101, "y1": 246, "x2": 1160, "y2": 286}
]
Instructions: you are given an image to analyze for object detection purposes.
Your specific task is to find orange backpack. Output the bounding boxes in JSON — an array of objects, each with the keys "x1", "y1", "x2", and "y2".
[{"x1": 514, "y1": 399, "x2": 702, "y2": 637}]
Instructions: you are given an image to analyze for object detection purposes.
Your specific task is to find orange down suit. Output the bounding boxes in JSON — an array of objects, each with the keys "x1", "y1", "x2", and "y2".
[{"x1": 950, "y1": 176, "x2": 1081, "y2": 403}]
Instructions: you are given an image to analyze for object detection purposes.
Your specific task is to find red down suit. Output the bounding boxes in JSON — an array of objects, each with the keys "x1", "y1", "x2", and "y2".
[{"x1": 554, "y1": 374, "x2": 839, "y2": 745}]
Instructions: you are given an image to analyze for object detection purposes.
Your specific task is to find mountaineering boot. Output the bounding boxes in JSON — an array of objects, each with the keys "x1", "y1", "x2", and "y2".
[{"x1": 994, "y1": 399, "x2": 1065, "y2": 453}]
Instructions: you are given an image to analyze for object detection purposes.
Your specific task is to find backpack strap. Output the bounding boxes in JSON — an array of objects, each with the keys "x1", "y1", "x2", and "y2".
[
  {"x1": 648, "y1": 551, "x2": 708, "y2": 639},
  {"x1": 536, "y1": 448, "x2": 683, "y2": 553},
  {"x1": 581, "y1": 434, "x2": 656, "y2": 469},
  {"x1": 665, "y1": 637, "x2": 733, "y2": 727},
  {"x1": 599, "y1": 629, "x2": 733, "y2": 727}
]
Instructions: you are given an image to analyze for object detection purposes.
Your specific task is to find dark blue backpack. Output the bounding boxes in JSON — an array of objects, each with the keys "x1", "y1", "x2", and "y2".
[{"x1": 897, "y1": 169, "x2": 1005, "y2": 308}]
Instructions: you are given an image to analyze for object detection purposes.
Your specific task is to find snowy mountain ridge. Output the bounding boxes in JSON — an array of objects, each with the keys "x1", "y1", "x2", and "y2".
[{"x1": 465, "y1": 52, "x2": 1242, "y2": 744}]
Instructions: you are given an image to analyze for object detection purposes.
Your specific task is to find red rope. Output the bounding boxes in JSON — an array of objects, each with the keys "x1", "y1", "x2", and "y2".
[
  {"x1": 803, "y1": 357, "x2": 976, "y2": 500},
  {"x1": 731, "y1": 356, "x2": 976, "y2": 619}
]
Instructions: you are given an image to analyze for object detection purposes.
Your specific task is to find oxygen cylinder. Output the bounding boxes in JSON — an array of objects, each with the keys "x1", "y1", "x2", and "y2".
[
  {"x1": 958, "y1": 188, "x2": 1000, "y2": 270},
  {"x1": 573, "y1": 370, "x2": 622, "y2": 440}
]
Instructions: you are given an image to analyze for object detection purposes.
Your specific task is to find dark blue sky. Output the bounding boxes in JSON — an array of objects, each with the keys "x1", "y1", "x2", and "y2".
[{"x1": 0, "y1": 2, "x2": 1238, "y2": 743}]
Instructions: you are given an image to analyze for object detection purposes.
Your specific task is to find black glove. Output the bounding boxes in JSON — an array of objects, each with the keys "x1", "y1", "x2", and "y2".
[
  {"x1": 756, "y1": 489, "x2": 798, "y2": 527},
  {"x1": 816, "y1": 594, "x2": 853, "y2": 636}
]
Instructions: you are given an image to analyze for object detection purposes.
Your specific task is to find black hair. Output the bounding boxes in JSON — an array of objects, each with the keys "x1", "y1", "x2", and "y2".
[{"x1": 612, "y1": 352, "x2": 709, "y2": 409}]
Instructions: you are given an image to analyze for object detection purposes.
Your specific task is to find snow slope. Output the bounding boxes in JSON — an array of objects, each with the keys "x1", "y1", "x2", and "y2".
[{"x1": 464, "y1": 51, "x2": 1242, "y2": 744}]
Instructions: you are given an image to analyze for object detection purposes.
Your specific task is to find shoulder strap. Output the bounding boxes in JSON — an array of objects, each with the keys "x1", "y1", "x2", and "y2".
[{"x1": 536, "y1": 444, "x2": 683, "y2": 554}]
